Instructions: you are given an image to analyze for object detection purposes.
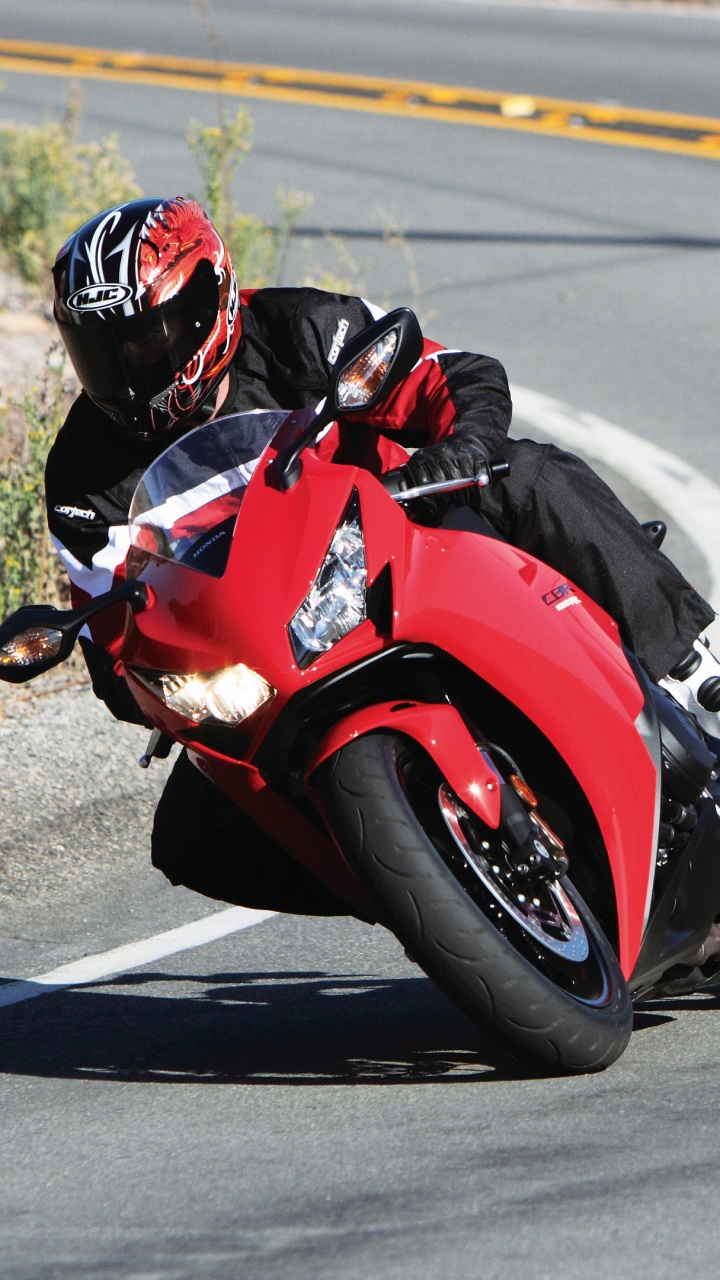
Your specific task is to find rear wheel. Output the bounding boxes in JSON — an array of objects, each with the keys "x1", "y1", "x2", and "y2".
[{"x1": 323, "y1": 732, "x2": 632, "y2": 1072}]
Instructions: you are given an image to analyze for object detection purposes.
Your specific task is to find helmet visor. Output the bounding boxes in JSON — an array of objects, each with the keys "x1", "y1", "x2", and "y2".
[{"x1": 56, "y1": 260, "x2": 219, "y2": 403}]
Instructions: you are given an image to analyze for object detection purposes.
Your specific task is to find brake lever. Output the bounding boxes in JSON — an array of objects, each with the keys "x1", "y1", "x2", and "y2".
[{"x1": 384, "y1": 457, "x2": 510, "y2": 503}]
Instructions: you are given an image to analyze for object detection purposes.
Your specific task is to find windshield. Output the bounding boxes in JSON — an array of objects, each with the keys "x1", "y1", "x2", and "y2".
[{"x1": 128, "y1": 410, "x2": 289, "y2": 577}]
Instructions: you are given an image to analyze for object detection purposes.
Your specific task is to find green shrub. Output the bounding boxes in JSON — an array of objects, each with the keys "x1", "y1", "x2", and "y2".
[
  {"x1": 186, "y1": 108, "x2": 254, "y2": 238},
  {"x1": 0, "y1": 350, "x2": 73, "y2": 617},
  {"x1": 0, "y1": 97, "x2": 140, "y2": 285},
  {"x1": 186, "y1": 108, "x2": 314, "y2": 287}
]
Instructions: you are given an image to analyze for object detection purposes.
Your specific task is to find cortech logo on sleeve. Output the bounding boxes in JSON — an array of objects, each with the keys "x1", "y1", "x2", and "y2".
[
  {"x1": 54, "y1": 504, "x2": 97, "y2": 521},
  {"x1": 327, "y1": 318, "x2": 350, "y2": 365}
]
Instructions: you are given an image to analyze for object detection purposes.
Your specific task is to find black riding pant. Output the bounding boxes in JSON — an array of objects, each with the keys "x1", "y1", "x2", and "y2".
[
  {"x1": 151, "y1": 747, "x2": 355, "y2": 915},
  {"x1": 152, "y1": 438, "x2": 714, "y2": 910}
]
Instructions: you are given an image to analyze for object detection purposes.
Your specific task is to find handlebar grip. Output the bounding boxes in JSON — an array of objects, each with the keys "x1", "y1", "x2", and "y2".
[{"x1": 380, "y1": 457, "x2": 510, "y2": 498}]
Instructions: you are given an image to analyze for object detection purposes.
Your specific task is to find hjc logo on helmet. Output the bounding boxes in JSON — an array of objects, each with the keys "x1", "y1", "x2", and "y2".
[{"x1": 67, "y1": 284, "x2": 135, "y2": 313}]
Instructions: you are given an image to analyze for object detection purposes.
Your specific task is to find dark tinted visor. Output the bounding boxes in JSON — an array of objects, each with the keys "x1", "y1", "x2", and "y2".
[{"x1": 56, "y1": 260, "x2": 219, "y2": 402}]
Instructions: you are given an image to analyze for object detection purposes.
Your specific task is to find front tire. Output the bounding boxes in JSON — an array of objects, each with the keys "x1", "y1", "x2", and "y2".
[{"x1": 322, "y1": 733, "x2": 632, "y2": 1072}]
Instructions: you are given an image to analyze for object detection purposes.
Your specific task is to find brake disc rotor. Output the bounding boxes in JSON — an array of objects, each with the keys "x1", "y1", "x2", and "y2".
[{"x1": 438, "y1": 783, "x2": 589, "y2": 961}]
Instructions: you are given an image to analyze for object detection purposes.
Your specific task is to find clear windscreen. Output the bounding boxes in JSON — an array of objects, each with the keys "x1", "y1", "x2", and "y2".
[{"x1": 128, "y1": 410, "x2": 289, "y2": 577}]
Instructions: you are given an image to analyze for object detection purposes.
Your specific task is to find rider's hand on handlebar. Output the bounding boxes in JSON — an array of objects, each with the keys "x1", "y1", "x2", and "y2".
[{"x1": 387, "y1": 435, "x2": 491, "y2": 522}]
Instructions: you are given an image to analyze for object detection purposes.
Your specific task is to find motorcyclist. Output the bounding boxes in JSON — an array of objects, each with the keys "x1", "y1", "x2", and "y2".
[{"x1": 45, "y1": 196, "x2": 720, "y2": 912}]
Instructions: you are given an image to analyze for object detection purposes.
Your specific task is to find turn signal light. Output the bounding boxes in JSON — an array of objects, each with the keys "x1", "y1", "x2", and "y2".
[
  {"x1": 336, "y1": 330, "x2": 398, "y2": 408},
  {"x1": 510, "y1": 774, "x2": 538, "y2": 808},
  {"x1": 0, "y1": 627, "x2": 64, "y2": 667}
]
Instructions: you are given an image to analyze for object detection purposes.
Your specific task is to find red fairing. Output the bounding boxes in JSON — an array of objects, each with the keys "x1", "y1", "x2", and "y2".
[
  {"x1": 388, "y1": 516, "x2": 655, "y2": 974},
  {"x1": 121, "y1": 423, "x2": 656, "y2": 974}
]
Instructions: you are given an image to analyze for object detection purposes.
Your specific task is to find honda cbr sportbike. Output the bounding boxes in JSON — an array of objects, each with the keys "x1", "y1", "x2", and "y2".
[{"x1": 3, "y1": 309, "x2": 720, "y2": 1072}]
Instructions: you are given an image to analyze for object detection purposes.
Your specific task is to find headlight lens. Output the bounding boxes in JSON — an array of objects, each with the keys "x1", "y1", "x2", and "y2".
[
  {"x1": 288, "y1": 493, "x2": 366, "y2": 667},
  {"x1": 133, "y1": 662, "x2": 275, "y2": 726}
]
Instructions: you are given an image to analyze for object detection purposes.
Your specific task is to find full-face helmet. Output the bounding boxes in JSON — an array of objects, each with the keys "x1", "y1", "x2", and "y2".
[{"x1": 53, "y1": 197, "x2": 241, "y2": 439}]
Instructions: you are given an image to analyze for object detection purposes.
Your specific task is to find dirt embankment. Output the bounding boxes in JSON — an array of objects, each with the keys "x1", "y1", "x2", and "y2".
[{"x1": 0, "y1": 270, "x2": 56, "y2": 407}]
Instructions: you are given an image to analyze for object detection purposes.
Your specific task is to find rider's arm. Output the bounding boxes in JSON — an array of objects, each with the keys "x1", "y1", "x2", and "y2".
[
  {"x1": 279, "y1": 288, "x2": 512, "y2": 512},
  {"x1": 362, "y1": 340, "x2": 512, "y2": 515},
  {"x1": 45, "y1": 395, "x2": 148, "y2": 724},
  {"x1": 357, "y1": 338, "x2": 512, "y2": 456},
  {"x1": 260, "y1": 286, "x2": 512, "y2": 457}
]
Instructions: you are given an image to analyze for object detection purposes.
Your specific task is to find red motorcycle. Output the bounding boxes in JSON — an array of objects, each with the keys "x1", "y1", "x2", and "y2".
[{"x1": 3, "y1": 309, "x2": 720, "y2": 1072}]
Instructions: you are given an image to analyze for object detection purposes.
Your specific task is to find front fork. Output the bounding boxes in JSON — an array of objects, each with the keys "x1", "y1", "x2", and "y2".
[
  {"x1": 305, "y1": 698, "x2": 568, "y2": 887},
  {"x1": 498, "y1": 784, "x2": 569, "y2": 881}
]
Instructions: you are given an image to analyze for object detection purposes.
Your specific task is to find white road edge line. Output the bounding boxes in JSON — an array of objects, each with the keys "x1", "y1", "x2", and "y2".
[
  {"x1": 511, "y1": 384, "x2": 720, "y2": 607},
  {"x1": 3, "y1": 386, "x2": 719, "y2": 1015},
  {"x1": 0, "y1": 906, "x2": 275, "y2": 1011}
]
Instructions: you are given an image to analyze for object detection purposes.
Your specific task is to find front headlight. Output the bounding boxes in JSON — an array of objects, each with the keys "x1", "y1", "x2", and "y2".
[
  {"x1": 132, "y1": 662, "x2": 275, "y2": 726},
  {"x1": 288, "y1": 492, "x2": 366, "y2": 667}
]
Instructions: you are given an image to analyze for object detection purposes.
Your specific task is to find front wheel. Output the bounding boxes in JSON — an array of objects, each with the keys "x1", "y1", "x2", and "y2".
[{"x1": 322, "y1": 733, "x2": 632, "y2": 1072}]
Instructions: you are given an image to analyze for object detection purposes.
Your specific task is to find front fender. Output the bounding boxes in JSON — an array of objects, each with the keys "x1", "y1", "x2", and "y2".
[{"x1": 305, "y1": 700, "x2": 502, "y2": 828}]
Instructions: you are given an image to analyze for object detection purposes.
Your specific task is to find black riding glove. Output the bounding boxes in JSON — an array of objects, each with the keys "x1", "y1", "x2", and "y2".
[{"x1": 397, "y1": 432, "x2": 489, "y2": 523}]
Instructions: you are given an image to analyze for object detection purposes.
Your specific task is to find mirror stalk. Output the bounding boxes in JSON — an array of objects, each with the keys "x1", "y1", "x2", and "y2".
[{"x1": 0, "y1": 579, "x2": 149, "y2": 684}]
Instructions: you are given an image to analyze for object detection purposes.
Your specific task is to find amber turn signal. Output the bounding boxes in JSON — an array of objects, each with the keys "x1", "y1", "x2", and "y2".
[
  {"x1": 0, "y1": 626, "x2": 64, "y2": 667},
  {"x1": 510, "y1": 774, "x2": 538, "y2": 808}
]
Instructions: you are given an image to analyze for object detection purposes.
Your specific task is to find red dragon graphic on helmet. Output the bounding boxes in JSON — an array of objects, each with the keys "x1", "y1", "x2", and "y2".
[{"x1": 136, "y1": 199, "x2": 241, "y2": 429}]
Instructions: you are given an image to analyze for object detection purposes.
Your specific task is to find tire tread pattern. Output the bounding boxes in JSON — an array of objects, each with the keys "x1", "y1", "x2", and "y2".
[{"x1": 323, "y1": 733, "x2": 632, "y2": 1072}]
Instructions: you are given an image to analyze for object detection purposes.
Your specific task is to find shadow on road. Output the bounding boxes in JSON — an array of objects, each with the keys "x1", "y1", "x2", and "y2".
[
  {"x1": 0, "y1": 970, "x2": 538, "y2": 1085},
  {"x1": 635, "y1": 990, "x2": 720, "y2": 1015},
  {"x1": 293, "y1": 228, "x2": 720, "y2": 250}
]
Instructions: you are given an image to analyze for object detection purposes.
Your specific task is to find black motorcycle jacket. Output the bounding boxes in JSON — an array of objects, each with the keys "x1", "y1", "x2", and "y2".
[{"x1": 45, "y1": 287, "x2": 512, "y2": 718}]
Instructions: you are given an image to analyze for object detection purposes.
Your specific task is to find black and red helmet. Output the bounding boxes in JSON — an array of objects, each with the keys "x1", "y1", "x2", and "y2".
[{"x1": 53, "y1": 197, "x2": 241, "y2": 439}]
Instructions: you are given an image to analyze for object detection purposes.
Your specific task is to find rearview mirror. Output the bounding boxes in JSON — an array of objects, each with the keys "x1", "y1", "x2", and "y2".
[
  {"x1": 277, "y1": 307, "x2": 423, "y2": 489},
  {"x1": 0, "y1": 580, "x2": 148, "y2": 684}
]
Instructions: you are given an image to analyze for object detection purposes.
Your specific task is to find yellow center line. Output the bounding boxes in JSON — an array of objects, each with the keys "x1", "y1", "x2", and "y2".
[{"x1": 1, "y1": 37, "x2": 719, "y2": 160}]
